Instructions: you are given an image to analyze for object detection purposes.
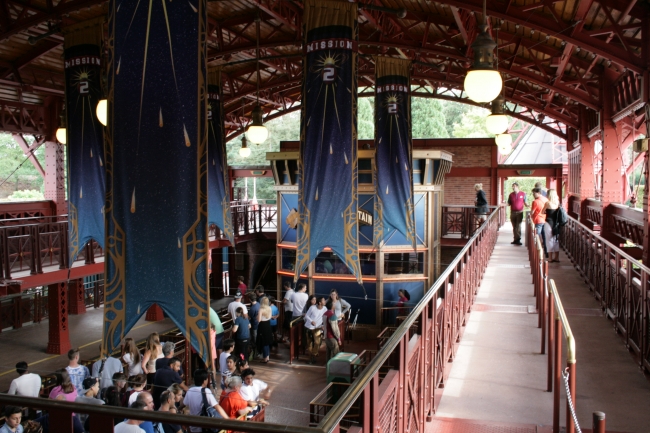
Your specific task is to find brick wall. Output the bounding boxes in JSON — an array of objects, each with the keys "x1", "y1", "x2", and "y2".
[
  {"x1": 430, "y1": 145, "x2": 493, "y2": 205},
  {"x1": 444, "y1": 177, "x2": 492, "y2": 205},
  {"x1": 432, "y1": 145, "x2": 491, "y2": 168}
]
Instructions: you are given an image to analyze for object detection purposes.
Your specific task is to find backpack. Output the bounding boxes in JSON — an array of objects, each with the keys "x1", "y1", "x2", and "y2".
[
  {"x1": 200, "y1": 387, "x2": 223, "y2": 433},
  {"x1": 557, "y1": 206, "x2": 569, "y2": 226}
]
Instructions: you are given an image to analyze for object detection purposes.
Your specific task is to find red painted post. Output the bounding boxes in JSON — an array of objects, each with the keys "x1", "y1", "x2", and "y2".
[
  {"x1": 48, "y1": 408, "x2": 73, "y2": 433},
  {"x1": 541, "y1": 262, "x2": 548, "y2": 354},
  {"x1": 547, "y1": 292, "x2": 555, "y2": 392},
  {"x1": 566, "y1": 361, "x2": 577, "y2": 433},
  {"x1": 46, "y1": 281, "x2": 72, "y2": 354},
  {"x1": 68, "y1": 278, "x2": 86, "y2": 315},
  {"x1": 89, "y1": 414, "x2": 116, "y2": 433},
  {"x1": 593, "y1": 411, "x2": 606, "y2": 433},
  {"x1": 145, "y1": 304, "x2": 165, "y2": 321},
  {"x1": 553, "y1": 317, "x2": 562, "y2": 433}
]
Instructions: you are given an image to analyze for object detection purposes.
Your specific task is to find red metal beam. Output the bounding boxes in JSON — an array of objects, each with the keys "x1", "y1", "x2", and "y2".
[
  {"x1": 12, "y1": 133, "x2": 45, "y2": 177},
  {"x1": 0, "y1": 0, "x2": 106, "y2": 42},
  {"x1": 0, "y1": 39, "x2": 61, "y2": 79}
]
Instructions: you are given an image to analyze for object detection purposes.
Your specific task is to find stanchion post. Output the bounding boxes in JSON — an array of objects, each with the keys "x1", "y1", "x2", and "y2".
[
  {"x1": 553, "y1": 316, "x2": 562, "y2": 433},
  {"x1": 567, "y1": 361, "x2": 577, "y2": 433},
  {"x1": 592, "y1": 411, "x2": 606, "y2": 433},
  {"x1": 541, "y1": 261, "x2": 548, "y2": 354},
  {"x1": 547, "y1": 292, "x2": 554, "y2": 392}
]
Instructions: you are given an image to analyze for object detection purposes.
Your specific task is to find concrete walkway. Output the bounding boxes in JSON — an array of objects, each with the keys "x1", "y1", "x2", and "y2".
[{"x1": 432, "y1": 222, "x2": 650, "y2": 433}]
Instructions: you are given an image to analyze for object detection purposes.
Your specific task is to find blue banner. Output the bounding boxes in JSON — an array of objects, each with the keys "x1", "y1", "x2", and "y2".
[
  {"x1": 63, "y1": 23, "x2": 105, "y2": 265},
  {"x1": 207, "y1": 70, "x2": 234, "y2": 244},
  {"x1": 295, "y1": 0, "x2": 361, "y2": 284},
  {"x1": 103, "y1": 0, "x2": 212, "y2": 365},
  {"x1": 373, "y1": 58, "x2": 415, "y2": 248}
]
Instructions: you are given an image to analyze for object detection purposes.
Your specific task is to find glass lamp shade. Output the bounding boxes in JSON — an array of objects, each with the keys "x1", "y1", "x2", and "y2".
[
  {"x1": 55, "y1": 127, "x2": 67, "y2": 144},
  {"x1": 245, "y1": 125, "x2": 268, "y2": 144},
  {"x1": 485, "y1": 114, "x2": 508, "y2": 135},
  {"x1": 464, "y1": 70, "x2": 503, "y2": 103},
  {"x1": 495, "y1": 133, "x2": 512, "y2": 147},
  {"x1": 96, "y1": 99, "x2": 108, "y2": 126},
  {"x1": 498, "y1": 144, "x2": 512, "y2": 155}
]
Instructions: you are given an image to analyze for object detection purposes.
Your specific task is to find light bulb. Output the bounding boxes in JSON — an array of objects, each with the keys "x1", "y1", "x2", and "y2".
[
  {"x1": 498, "y1": 144, "x2": 511, "y2": 155},
  {"x1": 96, "y1": 99, "x2": 108, "y2": 126},
  {"x1": 464, "y1": 70, "x2": 503, "y2": 103},
  {"x1": 56, "y1": 127, "x2": 67, "y2": 144},
  {"x1": 485, "y1": 114, "x2": 508, "y2": 135},
  {"x1": 239, "y1": 146, "x2": 251, "y2": 157}
]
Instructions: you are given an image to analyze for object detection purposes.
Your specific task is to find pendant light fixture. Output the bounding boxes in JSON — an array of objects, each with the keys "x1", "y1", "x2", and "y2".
[
  {"x1": 56, "y1": 111, "x2": 67, "y2": 144},
  {"x1": 486, "y1": 95, "x2": 508, "y2": 135},
  {"x1": 239, "y1": 135, "x2": 251, "y2": 157},
  {"x1": 246, "y1": 15, "x2": 268, "y2": 144},
  {"x1": 96, "y1": 99, "x2": 108, "y2": 126},
  {"x1": 495, "y1": 133, "x2": 512, "y2": 148},
  {"x1": 464, "y1": 0, "x2": 502, "y2": 103}
]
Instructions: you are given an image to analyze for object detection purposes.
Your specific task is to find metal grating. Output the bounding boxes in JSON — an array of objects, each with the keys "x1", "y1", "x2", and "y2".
[
  {"x1": 472, "y1": 304, "x2": 530, "y2": 313},
  {"x1": 378, "y1": 387, "x2": 397, "y2": 433}
]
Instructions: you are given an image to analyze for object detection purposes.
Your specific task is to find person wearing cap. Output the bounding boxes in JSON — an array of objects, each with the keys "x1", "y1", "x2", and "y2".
[
  {"x1": 507, "y1": 182, "x2": 529, "y2": 245},
  {"x1": 75, "y1": 377, "x2": 105, "y2": 427},
  {"x1": 228, "y1": 291, "x2": 248, "y2": 319}
]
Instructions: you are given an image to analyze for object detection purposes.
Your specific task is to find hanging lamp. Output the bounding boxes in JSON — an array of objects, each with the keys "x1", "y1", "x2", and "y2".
[
  {"x1": 486, "y1": 94, "x2": 508, "y2": 134},
  {"x1": 246, "y1": 15, "x2": 268, "y2": 144},
  {"x1": 464, "y1": 0, "x2": 502, "y2": 103},
  {"x1": 495, "y1": 133, "x2": 512, "y2": 148},
  {"x1": 96, "y1": 99, "x2": 108, "y2": 126},
  {"x1": 55, "y1": 112, "x2": 67, "y2": 144},
  {"x1": 239, "y1": 135, "x2": 251, "y2": 157}
]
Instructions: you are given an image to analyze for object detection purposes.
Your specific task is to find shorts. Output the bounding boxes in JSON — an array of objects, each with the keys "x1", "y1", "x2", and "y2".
[{"x1": 215, "y1": 332, "x2": 224, "y2": 350}]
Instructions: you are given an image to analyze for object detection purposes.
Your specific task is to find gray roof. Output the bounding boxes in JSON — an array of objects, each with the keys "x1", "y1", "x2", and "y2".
[{"x1": 504, "y1": 127, "x2": 567, "y2": 165}]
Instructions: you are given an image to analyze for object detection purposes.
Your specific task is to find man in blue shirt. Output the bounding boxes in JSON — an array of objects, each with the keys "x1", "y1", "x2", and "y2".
[
  {"x1": 249, "y1": 293, "x2": 260, "y2": 358},
  {"x1": 152, "y1": 357, "x2": 187, "y2": 409},
  {"x1": 232, "y1": 307, "x2": 251, "y2": 361}
]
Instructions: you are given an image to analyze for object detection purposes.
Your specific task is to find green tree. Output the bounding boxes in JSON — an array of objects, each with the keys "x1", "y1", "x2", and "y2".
[
  {"x1": 452, "y1": 106, "x2": 493, "y2": 138},
  {"x1": 440, "y1": 100, "x2": 470, "y2": 137},
  {"x1": 411, "y1": 97, "x2": 449, "y2": 138},
  {"x1": 358, "y1": 97, "x2": 374, "y2": 140},
  {"x1": 0, "y1": 133, "x2": 45, "y2": 199}
]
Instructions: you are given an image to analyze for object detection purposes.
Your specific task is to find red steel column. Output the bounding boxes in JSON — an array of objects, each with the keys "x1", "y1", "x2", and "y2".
[
  {"x1": 68, "y1": 278, "x2": 86, "y2": 315},
  {"x1": 600, "y1": 74, "x2": 624, "y2": 206},
  {"x1": 46, "y1": 281, "x2": 72, "y2": 354},
  {"x1": 146, "y1": 304, "x2": 165, "y2": 321},
  {"x1": 578, "y1": 107, "x2": 596, "y2": 222},
  {"x1": 44, "y1": 140, "x2": 67, "y2": 217}
]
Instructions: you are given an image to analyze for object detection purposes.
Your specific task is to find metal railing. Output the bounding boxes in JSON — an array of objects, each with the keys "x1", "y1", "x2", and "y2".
[
  {"x1": 0, "y1": 207, "x2": 499, "y2": 433},
  {"x1": 561, "y1": 215, "x2": 650, "y2": 372},
  {"x1": 548, "y1": 279, "x2": 577, "y2": 433},
  {"x1": 0, "y1": 200, "x2": 278, "y2": 281},
  {"x1": 441, "y1": 204, "x2": 505, "y2": 239}
]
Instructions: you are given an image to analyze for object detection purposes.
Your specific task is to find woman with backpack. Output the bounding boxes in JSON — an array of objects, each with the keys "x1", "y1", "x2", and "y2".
[{"x1": 542, "y1": 189, "x2": 561, "y2": 263}]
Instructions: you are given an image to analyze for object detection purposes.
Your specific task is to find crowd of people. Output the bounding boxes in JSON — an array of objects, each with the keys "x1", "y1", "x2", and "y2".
[{"x1": 2, "y1": 280, "x2": 407, "y2": 433}]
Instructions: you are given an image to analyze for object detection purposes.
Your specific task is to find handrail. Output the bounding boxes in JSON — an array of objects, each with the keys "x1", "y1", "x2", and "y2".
[
  {"x1": 548, "y1": 278, "x2": 577, "y2": 433},
  {"x1": 549, "y1": 279, "x2": 576, "y2": 364},
  {"x1": 318, "y1": 207, "x2": 500, "y2": 432},
  {"x1": 0, "y1": 394, "x2": 316, "y2": 433},
  {"x1": 566, "y1": 215, "x2": 649, "y2": 273}
]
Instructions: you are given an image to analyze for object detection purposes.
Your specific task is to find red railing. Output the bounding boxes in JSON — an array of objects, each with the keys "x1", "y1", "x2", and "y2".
[
  {"x1": 0, "y1": 206, "x2": 500, "y2": 433},
  {"x1": 0, "y1": 201, "x2": 278, "y2": 280},
  {"x1": 441, "y1": 204, "x2": 505, "y2": 239},
  {"x1": 561, "y1": 215, "x2": 650, "y2": 373}
]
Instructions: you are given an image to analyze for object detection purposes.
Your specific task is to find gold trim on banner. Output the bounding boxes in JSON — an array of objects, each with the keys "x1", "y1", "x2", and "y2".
[
  {"x1": 304, "y1": 0, "x2": 356, "y2": 28},
  {"x1": 375, "y1": 56, "x2": 411, "y2": 78},
  {"x1": 101, "y1": 0, "x2": 125, "y2": 359},
  {"x1": 183, "y1": 0, "x2": 211, "y2": 369},
  {"x1": 63, "y1": 17, "x2": 105, "y2": 48}
]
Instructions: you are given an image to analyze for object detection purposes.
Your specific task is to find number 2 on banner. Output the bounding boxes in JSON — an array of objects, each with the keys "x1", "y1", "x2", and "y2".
[
  {"x1": 388, "y1": 103, "x2": 397, "y2": 114},
  {"x1": 79, "y1": 81, "x2": 89, "y2": 94},
  {"x1": 322, "y1": 66, "x2": 335, "y2": 83}
]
